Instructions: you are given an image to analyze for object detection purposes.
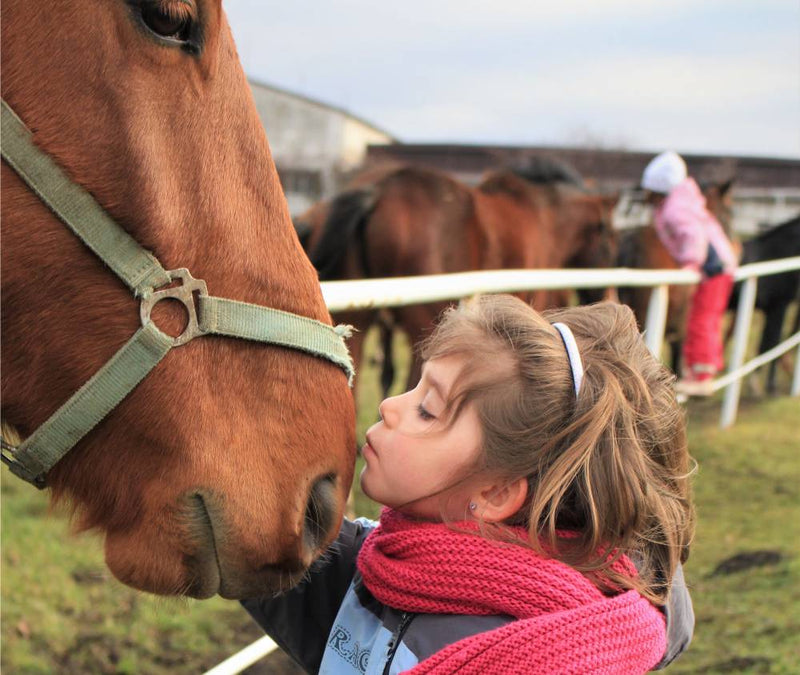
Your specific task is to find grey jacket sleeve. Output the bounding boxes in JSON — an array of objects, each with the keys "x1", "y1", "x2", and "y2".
[
  {"x1": 240, "y1": 518, "x2": 375, "y2": 674},
  {"x1": 654, "y1": 563, "x2": 695, "y2": 669}
]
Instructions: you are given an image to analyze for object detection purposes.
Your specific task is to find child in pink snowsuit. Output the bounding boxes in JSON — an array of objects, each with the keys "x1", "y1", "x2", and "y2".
[{"x1": 641, "y1": 151, "x2": 738, "y2": 393}]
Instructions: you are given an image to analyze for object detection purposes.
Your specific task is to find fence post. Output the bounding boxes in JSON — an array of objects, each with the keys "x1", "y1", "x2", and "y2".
[
  {"x1": 720, "y1": 277, "x2": 758, "y2": 428},
  {"x1": 644, "y1": 284, "x2": 669, "y2": 359}
]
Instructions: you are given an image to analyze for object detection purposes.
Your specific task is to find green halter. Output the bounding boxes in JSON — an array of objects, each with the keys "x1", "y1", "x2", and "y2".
[{"x1": 0, "y1": 99, "x2": 354, "y2": 489}]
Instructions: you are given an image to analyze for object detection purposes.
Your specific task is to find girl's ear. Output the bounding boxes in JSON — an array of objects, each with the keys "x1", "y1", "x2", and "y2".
[{"x1": 475, "y1": 478, "x2": 529, "y2": 523}]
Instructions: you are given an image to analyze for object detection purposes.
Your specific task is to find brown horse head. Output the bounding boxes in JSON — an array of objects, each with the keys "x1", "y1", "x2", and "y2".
[
  {"x1": 1, "y1": 1, "x2": 355, "y2": 598},
  {"x1": 559, "y1": 189, "x2": 620, "y2": 303},
  {"x1": 558, "y1": 190, "x2": 619, "y2": 267},
  {"x1": 701, "y1": 178, "x2": 736, "y2": 238}
]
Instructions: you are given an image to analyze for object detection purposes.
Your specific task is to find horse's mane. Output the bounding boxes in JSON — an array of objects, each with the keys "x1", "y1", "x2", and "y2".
[{"x1": 511, "y1": 156, "x2": 586, "y2": 189}]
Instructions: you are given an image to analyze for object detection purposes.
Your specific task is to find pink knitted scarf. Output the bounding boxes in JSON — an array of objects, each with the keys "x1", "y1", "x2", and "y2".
[{"x1": 357, "y1": 509, "x2": 666, "y2": 675}]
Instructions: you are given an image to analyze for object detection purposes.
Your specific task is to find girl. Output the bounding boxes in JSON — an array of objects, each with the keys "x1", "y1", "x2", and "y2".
[
  {"x1": 244, "y1": 295, "x2": 695, "y2": 674},
  {"x1": 640, "y1": 150, "x2": 738, "y2": 396}
]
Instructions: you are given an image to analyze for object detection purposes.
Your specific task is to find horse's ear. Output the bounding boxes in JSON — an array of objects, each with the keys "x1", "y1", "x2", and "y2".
[{"x1": 718, "y1": 178, "x2": 735, "y2": 197}]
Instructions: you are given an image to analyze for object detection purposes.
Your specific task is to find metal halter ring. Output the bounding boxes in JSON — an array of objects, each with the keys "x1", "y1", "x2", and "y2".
[{"x1": 139, "y1": 268, "x2": 208, "y2": 346}]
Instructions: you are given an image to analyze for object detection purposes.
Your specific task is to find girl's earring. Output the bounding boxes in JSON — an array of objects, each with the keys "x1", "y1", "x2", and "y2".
[{"x1": 468, "y1": 502, "x2": 478, "y2": 511}]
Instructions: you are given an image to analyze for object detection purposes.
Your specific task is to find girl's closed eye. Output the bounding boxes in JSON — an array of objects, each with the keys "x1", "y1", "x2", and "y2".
[{"x1": 417, "y1": 403, "x2": 436, "y2": 421}]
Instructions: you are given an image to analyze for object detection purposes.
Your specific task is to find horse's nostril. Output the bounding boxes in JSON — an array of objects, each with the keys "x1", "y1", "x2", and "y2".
[{"x1": 304, "y1": 474, "x2": 337, "y2": 553}]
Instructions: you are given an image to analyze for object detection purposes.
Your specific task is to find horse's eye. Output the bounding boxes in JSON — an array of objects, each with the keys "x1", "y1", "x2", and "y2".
[{"x1": 141, "y1": 4, "x2": 191, "y2": 40}]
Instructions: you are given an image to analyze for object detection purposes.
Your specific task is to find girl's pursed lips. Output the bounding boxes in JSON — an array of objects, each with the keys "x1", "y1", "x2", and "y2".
[
  {"x1": 362, "y1": 433, "x2": 377, "y2": 458},
  {"x1": 361, "y1": 442, "x2": 376, "y2": 461}
]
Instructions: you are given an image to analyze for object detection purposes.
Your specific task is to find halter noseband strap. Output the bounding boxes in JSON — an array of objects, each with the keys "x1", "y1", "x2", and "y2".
[{"x1": 0, "y1": 99, "x2": 355, "y2": 488}]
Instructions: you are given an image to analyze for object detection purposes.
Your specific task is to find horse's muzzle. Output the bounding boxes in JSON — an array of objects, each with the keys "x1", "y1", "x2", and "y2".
[{"x1": 183, "y1": 473, "x2": 341, "y2": 599}]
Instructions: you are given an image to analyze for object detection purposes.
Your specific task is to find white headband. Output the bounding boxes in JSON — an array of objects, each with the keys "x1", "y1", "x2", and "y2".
[{"x1": 552, "y1": 322, "x2": 584, "y2": 396}]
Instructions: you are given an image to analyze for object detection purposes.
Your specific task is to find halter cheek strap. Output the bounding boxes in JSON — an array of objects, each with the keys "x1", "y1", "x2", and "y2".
[
  {"x1": 552, "y1": 322, "x2": 584, "y2": 396},
  {"x1": 0, "y1": 99, "x2": 355, "y2": 489}
]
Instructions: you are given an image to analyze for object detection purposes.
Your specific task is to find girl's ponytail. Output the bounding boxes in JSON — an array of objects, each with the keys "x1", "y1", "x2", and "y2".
[{"x1": 422, "y1": 296, "x2": 694, "y2": 603}]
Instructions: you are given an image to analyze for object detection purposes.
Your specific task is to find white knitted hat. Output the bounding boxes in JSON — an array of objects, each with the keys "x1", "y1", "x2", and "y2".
[{"x1": 641, "y1": 151, "x2": 687, "y2": 194}]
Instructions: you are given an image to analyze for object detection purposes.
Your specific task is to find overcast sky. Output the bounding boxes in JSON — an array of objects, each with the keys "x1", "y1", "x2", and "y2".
[{"x1": 225, "y1": 1, "x2": 800, "y2": 159}]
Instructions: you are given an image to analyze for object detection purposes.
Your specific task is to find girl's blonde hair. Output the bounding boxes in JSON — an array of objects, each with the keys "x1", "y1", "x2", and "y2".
[{"x1": 420, "y1": 294, "x2": 695, "y2": 604}]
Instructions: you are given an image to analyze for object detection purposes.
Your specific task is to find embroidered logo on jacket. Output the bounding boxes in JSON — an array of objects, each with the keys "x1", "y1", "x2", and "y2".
[{"x1": 328, "y1": 624, "x2": 370, "y2": 673}]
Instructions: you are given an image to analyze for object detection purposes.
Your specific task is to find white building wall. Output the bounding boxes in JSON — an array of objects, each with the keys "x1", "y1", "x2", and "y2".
[
  {"x1": 341, "y1": 117, "x2": 393, "y2": 171},
  {"x1": 247, "y1": 81, "x2": 394, "y2": 215},
  {"x1": 731, "y1": 189, "x2": 800, "y2": 235}
]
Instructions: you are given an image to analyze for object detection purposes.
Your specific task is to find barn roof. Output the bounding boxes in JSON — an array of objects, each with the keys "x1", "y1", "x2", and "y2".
[{"x1": 365, "y1": 143, "x2": 800, "y2": 189}]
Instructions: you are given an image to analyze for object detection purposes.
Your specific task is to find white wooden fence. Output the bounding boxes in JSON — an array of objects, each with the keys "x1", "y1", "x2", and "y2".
[{"x1": 205, "y1": 256, "x2": 800, "y2": 675}]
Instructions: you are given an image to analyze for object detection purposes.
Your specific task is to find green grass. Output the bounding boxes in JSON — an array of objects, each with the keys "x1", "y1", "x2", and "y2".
[
  {"x1": 2, "y1": 324, "x2": 798, "y2": 673},
  {"x1": 0, "y1": 468, "x2": 265, "y2": 674},
  {"x1": 350, "y1": 327, "x2": 412, "y2": 520},
  {"x1": 663, "y1": 396, "x2": 800, "y2": 674}
]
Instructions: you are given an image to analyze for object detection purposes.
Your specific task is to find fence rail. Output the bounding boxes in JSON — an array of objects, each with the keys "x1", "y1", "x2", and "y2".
[
  {"x1": 205, "y1": 255, "x2": 800, "y2": 675},
  {"x1": 321, "y1": 257, "x2": 800, "y2": 312}
]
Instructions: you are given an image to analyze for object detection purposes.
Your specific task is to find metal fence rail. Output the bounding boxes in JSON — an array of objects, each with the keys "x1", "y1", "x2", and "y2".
[{"x1": 205, "y1": 255, "x2": 800, "y2": 675}]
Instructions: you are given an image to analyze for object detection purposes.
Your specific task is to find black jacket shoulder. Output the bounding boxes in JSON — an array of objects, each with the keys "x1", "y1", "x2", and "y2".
[{"x1": 241, "y1": 519, "x2": 373, "y2": 673}]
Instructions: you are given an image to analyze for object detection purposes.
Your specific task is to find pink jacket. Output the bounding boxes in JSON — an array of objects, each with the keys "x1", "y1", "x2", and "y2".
[{"x1": 654, "y1": 178, "x2": 738, "y2": 273}]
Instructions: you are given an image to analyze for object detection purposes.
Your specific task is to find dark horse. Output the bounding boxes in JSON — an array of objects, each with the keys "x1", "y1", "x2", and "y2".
[
  {"x1": 2, "y1": 0, "x2": 355, "y2": 599},
  {"x1": 727, "y1": 215, "x2": 800, "y2": 393},
  {"x1": 617, "y1": 179, "x2": 736, "y2": 374},
  {"x1": 307, "y1": 158, "x2": 618, "y2": 396}
]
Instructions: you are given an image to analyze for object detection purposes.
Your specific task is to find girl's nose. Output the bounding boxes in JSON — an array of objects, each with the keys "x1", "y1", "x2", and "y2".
[{"x1": 378, "y1": 395, "x2": 400, "y2": 427}]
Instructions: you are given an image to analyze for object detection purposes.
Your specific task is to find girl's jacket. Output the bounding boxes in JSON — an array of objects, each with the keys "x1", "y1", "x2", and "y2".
[
  {"x1": 242, "y1": 519, "x2": 695, "y2": 675},
  {"x1": 655, "y1": 177, "x2": 738, "y2": 273}
]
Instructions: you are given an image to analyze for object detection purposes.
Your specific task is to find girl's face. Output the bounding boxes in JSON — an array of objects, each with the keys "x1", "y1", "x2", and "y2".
[{"x1": 360, "y1": 355, "x2": 484, "y2": 521}]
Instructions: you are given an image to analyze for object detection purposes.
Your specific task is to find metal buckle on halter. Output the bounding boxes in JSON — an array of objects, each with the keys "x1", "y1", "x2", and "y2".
[
  {"x1": 139, "y1": 268, "x2": 208, "y2": 346},
  {"x1": 1, "y1": 439, "x2": 47, "y2": 489}
]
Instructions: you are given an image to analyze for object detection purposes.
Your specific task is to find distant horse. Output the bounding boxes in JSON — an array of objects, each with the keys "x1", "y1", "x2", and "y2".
[
  {"x1": 308, "y1": 159, "x2": 618, "y2": 395},
  {"x1": 310, "y1": 167, "x2": 483, "y2": 398},
  {"x1": 617, "y1": 179, "x2": 735, "y2": 374},
  {"x1": 478, "y1": 160, "x2": 619, "y2": 307},
  {"x1": 293, "y1": 162, "x2": 404, "y2": 252},
  {"x1": 1, "y1": 1, "x2": 355, "y2": 599},
  {"x1": 727, "y1": 215, "x2": 800, "y2": 393}
]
